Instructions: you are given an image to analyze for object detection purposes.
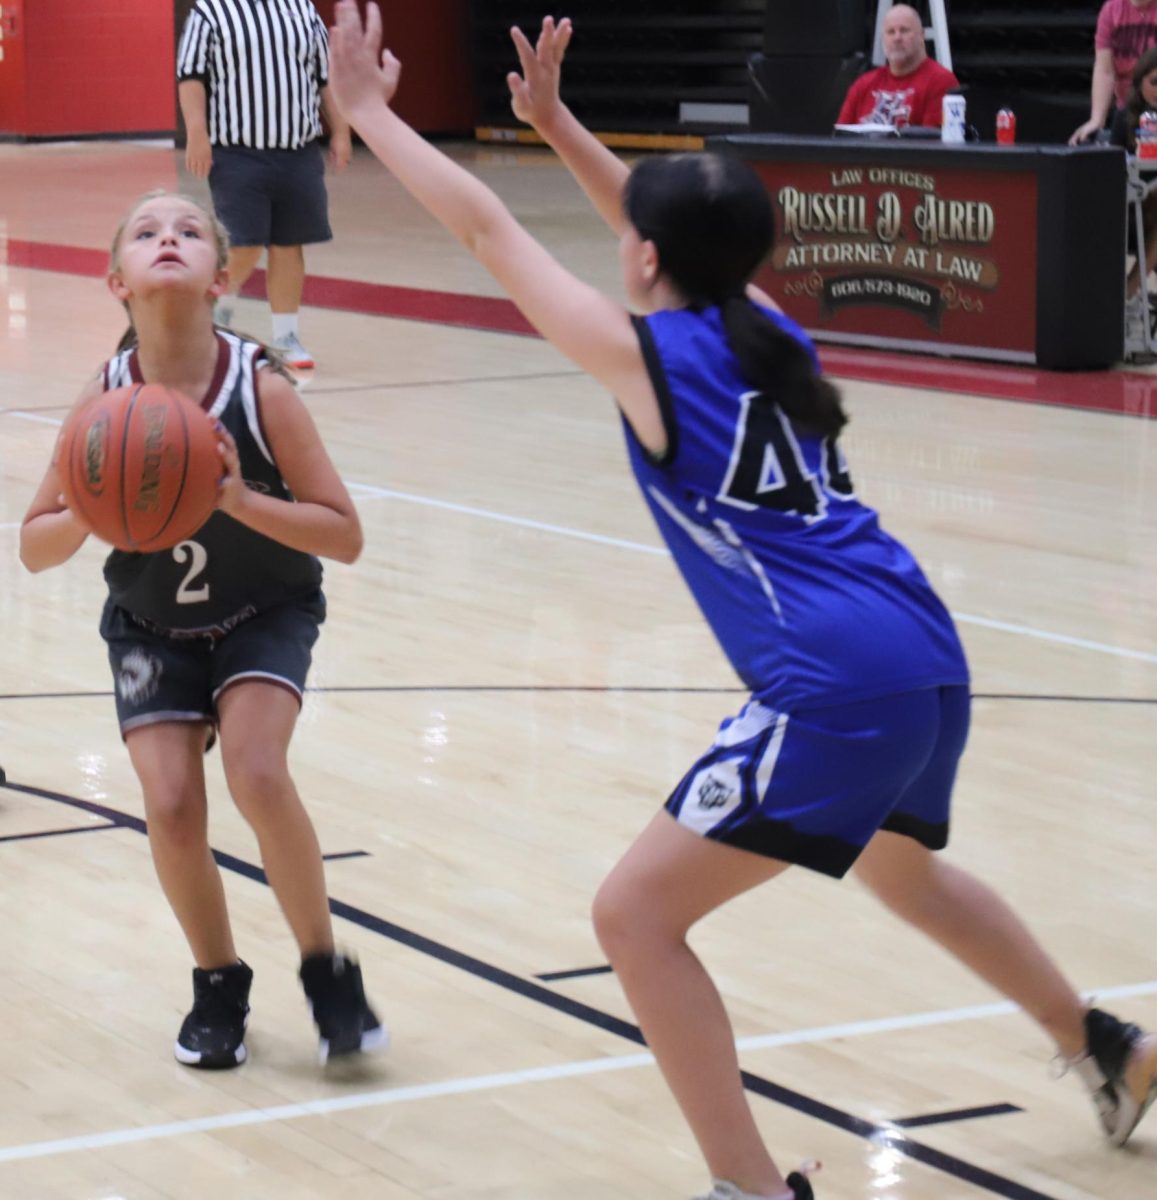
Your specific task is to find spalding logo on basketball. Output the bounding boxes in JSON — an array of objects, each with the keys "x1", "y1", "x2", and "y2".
[
  {"x1": 83, "y1": 413, "x2": 110, "y2": 495},
  {"x1": 59, "y1": 384, "x2": 223, "y2": 554}
]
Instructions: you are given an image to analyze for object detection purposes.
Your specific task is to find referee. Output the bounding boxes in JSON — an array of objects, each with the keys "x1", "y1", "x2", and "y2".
[{"x1": 177, "y1": 0, "x2": 351, "y2": 369}]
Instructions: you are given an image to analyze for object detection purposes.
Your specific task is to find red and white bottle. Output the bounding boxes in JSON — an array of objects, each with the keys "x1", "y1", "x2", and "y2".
[{"x1": 1139, "y1": 111, "x2": 1157, "y2": 159}]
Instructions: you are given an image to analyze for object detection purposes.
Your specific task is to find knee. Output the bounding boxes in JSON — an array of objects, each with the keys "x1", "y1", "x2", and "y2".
[
  {"x1": 223, "y1": 751, "x2": 292, "y2": 826},
  {"x1": 145, "y1": 787, "x2": 207, "y2": 851},
  {"x1": 859, "y1": 853, "x2": 952, "y2": 923},
  {"x1": 591, "y1": 875, "x2": 679, "y2": 964},
  {"x1": 862, "y1": 870, "x2": 922, "y2": 918},
  {"x1": 591, "y1": 878, "x2": 637, "y2": 962}
]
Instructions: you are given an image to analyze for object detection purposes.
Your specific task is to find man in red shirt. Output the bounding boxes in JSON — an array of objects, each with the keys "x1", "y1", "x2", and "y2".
[{"x1": 837, "y1": 4, "x2": 960, "y2": 128}]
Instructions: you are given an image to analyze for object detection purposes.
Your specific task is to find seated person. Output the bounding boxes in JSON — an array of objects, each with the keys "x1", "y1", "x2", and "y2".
[
  {"x1": 1071, "y1": 0, "x2": 1157, "y2": 145},
  {"x1": 1110, "y1": 46, "x2": 1157, "y2": 298},
  {"x1": 836, "y1": 4, "x2": 959, "y2": 129}
]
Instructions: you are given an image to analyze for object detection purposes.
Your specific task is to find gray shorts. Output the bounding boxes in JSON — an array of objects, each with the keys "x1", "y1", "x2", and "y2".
[
  {"x1": 100, "y1": 592, "x2": 326, "y2": 738},
  {"x1": 209, "y1": 142, "x2": 332, "y2": 248}
]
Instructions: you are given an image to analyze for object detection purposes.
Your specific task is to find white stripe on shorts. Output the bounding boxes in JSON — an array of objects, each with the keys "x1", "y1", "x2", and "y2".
[{"x1": 754, "y1": 711, "x2": 789, "y2": 801}]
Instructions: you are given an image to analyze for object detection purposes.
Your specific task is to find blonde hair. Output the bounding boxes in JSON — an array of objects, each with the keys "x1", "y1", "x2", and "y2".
[
  {"x1": 109, "y1": 190, "x2": 231, "y2": 354},
  {"x1": 109, "y1": 189, "x2": 230, "y2": 273}
]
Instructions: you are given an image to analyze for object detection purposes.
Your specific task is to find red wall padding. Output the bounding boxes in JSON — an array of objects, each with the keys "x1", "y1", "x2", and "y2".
[
  {"x1": 1, "y1": 1, "x2": 474, "y2": 139},
  {"x1": 312, "y1": 0, "x2": 475, "y2": 133},
  {"x1": 0, "y1": 1, "x2": 29, "y2": 135},
  {"x1": 23, "y1": 0, "x2": 175, "y2": 137}
]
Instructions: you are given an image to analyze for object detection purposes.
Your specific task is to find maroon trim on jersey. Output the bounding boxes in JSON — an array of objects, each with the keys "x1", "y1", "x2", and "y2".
[
  {"x1": 250, "y1": 351, "x2": 274, "y2": 458},
  {"x1": 203, "y1": 334, "x2": 231, "y2": 409},
  {"x1": 127, "y1": 333, "x2": 230, "y2": 411}
]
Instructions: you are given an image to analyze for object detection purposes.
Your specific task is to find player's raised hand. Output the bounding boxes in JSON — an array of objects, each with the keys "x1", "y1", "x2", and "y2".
[
  {"x1": 507, "y1": 16, "x2": 573, "y2": 132},
  {"x1": 329, "y1": 0, "x2": 402, "y2": 121}
]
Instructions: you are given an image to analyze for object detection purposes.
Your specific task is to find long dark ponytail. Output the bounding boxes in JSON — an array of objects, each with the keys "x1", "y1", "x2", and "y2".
[{"x1": 624, "y1": 153, "x2": 847, "y2": 438}]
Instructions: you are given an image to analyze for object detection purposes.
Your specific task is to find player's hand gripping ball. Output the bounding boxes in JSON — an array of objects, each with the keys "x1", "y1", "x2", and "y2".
[{"x1": 59, "y1": 384, "x2": 222, "y2": 552}]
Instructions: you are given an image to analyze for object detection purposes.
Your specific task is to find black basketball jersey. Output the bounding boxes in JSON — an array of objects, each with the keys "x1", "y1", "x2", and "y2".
[{"x1": 100, "y1": 331, "x2": 323, "y2": 634}]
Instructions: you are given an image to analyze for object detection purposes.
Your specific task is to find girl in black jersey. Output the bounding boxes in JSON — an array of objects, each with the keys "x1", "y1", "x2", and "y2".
[{"x1": 20, "y1": 191, "x2": 386, "y2": 1070}]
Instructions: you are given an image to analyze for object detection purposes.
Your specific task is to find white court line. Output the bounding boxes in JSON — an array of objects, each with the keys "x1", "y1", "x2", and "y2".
[
  {"x1": 346, "y1": 481, "x2": 669, "y2": 557},
  {"x1": 1, "y1": 979, "x2": 1154, "y2": 1165},
  {"x1": 5, "y1": 411, "x2": 63, "y2": 426},
  {"x1": 348, "y1": 482, "x2": 1157, "y2": 666},
  {"x1": 2, "y1": 419, "x2": 1150, "y2": 662}
]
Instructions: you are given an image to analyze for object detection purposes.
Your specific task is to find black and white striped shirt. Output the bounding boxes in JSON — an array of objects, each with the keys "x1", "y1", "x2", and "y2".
[{"x1": 177, "y1": 0, "x2": 329, "y2": 150}]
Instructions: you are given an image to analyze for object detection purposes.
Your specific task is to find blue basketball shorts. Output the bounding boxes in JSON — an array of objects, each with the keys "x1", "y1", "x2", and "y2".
[
  {"x1": 100, "y1": 592, "x2": 325, "y2": 739},
  {"x1": 664, "y1": 684, "x2": 970, "y2": 878}
]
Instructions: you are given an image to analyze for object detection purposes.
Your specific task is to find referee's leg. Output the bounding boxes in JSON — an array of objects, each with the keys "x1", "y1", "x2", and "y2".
[{"x1": 209, "y1": 147, "x2": 274, "y2": 325}]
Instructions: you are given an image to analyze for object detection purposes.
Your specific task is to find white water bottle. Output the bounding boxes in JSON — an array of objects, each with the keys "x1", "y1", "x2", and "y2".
[{"x1": 942, "y1": 94, "x2": 966, "y2": 143}]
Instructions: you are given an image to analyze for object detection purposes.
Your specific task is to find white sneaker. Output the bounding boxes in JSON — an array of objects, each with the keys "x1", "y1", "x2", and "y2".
[
  {"x1": 271, "y1": 332, "x2": 315, "y2": 370},
  {"x1": 1067, "y1": 1007, "x2": 1157, "y2": 1147}
]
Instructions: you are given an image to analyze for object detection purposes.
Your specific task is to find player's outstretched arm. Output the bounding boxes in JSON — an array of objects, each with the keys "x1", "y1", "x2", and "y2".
[
  {"x1": 510, "y1": 16, "x2": 779, "y2": 315},
  {"x1": 327, "y1": 1, "x2": 665, "y2": 451},
  {"x1": 507, "y1": 18, "x2": 630, "y2": 237},
  {"x1": 19, "y1": 380, "x2": 100, "y2": 573}
]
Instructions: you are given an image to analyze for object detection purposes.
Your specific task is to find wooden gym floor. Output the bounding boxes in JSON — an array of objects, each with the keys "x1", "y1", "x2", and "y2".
[{"x1": 0, "y1": 140, "x2": 1154, "y2": 1200}]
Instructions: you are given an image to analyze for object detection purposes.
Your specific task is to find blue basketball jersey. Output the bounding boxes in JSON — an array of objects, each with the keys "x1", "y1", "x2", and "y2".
[{"x1": 626, "y1": 305, "x2": 969, "y2": 708}]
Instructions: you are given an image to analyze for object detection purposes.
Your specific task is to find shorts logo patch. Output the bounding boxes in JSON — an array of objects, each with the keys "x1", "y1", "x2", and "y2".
[
  {"x1": 117, "y1": 648, "x2": 163, "y2": 705},
  {"x1": 676, "y1": 759, "x2": 745, "y2": 836},
  {"x1": 697, "y1": 775, "x2": 735, "y2": 809}
]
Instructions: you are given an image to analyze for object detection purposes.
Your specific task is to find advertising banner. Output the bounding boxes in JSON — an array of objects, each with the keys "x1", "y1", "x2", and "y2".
[{"x1": 751, "y1": 159, "x2": 1039, "y2": 356}]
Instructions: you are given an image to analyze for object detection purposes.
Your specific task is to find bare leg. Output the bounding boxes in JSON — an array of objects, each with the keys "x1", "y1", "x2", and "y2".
[
  {"x1": 127, "y1": 722, "x2": 237, "y2": 968},
  {"x1": 854, "y1": 831, "x2": 1085, "y2": 1057},
  {"x1": 217, "y1": 682, "x2": 334, "y2": 956},
  {"x1": 266, "y1": 244, "x2": 306, "y2": 315},
  {"x1": 1143, "y1": 196, "x2": 1157, "y2": 287},
  {"x1": 224, "y1": 244, "x2": 264, "y2": 300},
  {"x1": 593, "y1": 812, "x2": 794, "y2": 1198}
]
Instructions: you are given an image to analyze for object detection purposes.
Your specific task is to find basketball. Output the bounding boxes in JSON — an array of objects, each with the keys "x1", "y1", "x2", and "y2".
[{"x1": 59, "y1": 384, "x2": 222, "y2": 553}]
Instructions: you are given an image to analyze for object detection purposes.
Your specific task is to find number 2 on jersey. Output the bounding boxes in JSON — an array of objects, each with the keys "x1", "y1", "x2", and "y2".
[
  {"x1": 718, "y1": 392, "x2": 853, "y2": 519},
  {"x1": 174, "y1": 540, "x2": 210, "y2": 604}
]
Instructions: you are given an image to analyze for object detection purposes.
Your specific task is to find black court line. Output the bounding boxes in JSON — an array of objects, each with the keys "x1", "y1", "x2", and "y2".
[
  {"x1": 0, "y1": 775, "x2": 1065, "y2": 1200},
  {"x1": 536, "y1": 964, "x2": 615, "y2": 982},
  {"x1": 0, "y1": 822, "x2": 120, "y2": 845},
  {"x1": 1, "y1": 687, "x2": 1153, "y2": 704},
  {"x1": 305, "y1": 368, "x2": 585, "y2": 396},
  {"x1": 893, "y1": 1103, "x2": 1024, "y2": 1130},
  {"x1": 322, "y1": 850, "x2": 372, "y2": 862}
]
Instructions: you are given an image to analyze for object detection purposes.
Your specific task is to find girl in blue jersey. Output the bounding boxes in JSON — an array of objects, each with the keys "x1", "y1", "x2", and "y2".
[
  {"x1": 20, "y1": 191, "x2": 386, "y2": 1071},
  {"x1": 327, "y1": 7, "x2": 1157, "y2": 1197}
]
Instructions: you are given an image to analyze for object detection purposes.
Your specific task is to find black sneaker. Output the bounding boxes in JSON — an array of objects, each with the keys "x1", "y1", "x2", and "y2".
[
  {"x1": 1071, "y1": 1007, "x2": 1157, "y2": 1146},
  {"x1": 174, "y1": 960, "x2": 252, "y2": 1070},
  {"x1": 299, "y1": 952, "x2": 389, "y2": 1064},
  {"x1": 695, "y1": 1168, "x2": 816, "y2": 1199}
]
